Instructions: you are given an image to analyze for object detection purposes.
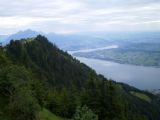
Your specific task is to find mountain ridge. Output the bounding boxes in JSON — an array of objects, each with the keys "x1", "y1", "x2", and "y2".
[
  {"x1": 0, "y1": 29, "x2": 115, "y2": 50},
  {"x1": 0, "y1": 35, "x2": 160, "y2": 120}
]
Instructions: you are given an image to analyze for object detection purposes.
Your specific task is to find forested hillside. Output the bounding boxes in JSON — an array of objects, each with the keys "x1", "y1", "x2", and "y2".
[{"x1": 0, "y1": 35, "x2": 160, "y2": 120}]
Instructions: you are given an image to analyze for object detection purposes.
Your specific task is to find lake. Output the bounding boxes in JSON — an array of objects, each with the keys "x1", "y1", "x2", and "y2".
[{"x1": 69, "y1": 46, "x2": 160, "y2": 90}]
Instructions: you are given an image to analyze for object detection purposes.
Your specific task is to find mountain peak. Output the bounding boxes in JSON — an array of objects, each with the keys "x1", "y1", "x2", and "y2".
[
  {"x1": 3, "y1": 29, "x2": 43, "y2": 44},
  {"x1": 17, "y1": 29, "x2": 41, "y2": 34}
]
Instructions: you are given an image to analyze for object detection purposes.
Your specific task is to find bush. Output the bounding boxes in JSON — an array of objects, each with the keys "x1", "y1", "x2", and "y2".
[{"x1": 72, "y1": 105, "x2": 98, "y2": 120}]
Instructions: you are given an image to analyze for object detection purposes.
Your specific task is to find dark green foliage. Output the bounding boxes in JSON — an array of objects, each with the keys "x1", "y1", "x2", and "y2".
[
  {"x1": 0, "y1": 48, "x2": 9, "y2": 67},
  {"x1": 81, "y1": 74, "x2": 126, "y2": 120},
  {"x1": 6, "y1": 35, "x2": 91, "y2": 88},
  {"x1": 0, "y1": 65, "x2": 40, "y2": 120},
  {"x1": 0, "y1": 35, "x2": 160, "y2": 120},
  {"x1": 46, "y1": 87, "x2": 77, "y2": 118},
  {"x1": 73, "y1": 105, "x2": 98, "y2": 120}
]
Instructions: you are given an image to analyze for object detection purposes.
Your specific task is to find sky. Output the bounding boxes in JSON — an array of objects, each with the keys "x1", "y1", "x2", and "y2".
[{"x1": 0, "y1": 0, "x2": 160, "y2": 34}]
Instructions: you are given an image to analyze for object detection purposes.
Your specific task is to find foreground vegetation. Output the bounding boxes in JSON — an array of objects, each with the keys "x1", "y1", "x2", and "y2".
[
  {"x1": 0, "y1": 35, "x2": 160, "y2": 120},
  {"x1": 38, "y1": 108, "x2": 66, "y2": 120},
  {"x1": 130, "y1": 91, "x2": 151, "y2": 103}
]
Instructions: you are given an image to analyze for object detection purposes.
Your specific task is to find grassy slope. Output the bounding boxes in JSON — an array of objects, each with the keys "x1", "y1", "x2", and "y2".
[
  {"x1": 38, "y1": 108, "x2": 66, "y2": 120},
  {"x1": 130, "y1": 91, "x2": 151, "y2": 102}
]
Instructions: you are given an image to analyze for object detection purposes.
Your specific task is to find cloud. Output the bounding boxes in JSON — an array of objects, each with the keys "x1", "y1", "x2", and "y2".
[{"x1": 0, "y1": 0, "x2": 160, "y2": 34}]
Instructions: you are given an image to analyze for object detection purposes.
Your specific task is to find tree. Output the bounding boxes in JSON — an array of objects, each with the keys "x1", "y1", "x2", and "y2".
[
  {"x1": 47, "y1": 87, "x2": 77, "y2": 118},
  {"x1": 73, "y1": 105, "x2": 98, "y2": 120},
  {"x1": 0, "y1": 48, "x2": 9, "y2": 67},
  {"x1": 0, "y1": 65, "x2": 40, "y2": 120}
]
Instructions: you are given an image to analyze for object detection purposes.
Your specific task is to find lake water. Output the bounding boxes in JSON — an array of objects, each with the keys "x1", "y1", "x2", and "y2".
[{"x1": 69, "y1": 46, "x2": 160, "y2": 90}]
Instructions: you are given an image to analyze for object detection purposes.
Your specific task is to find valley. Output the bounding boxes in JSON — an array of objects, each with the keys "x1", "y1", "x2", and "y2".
[
  {"x1": 1, "y1": 0, "x2": 160, "y2": 119},
  {"x1": 69, "y1": 43, "x2": 160, "y2": 90},
  {"x1": 74, "y1": 43, "x2": 160, "y2": 67}
]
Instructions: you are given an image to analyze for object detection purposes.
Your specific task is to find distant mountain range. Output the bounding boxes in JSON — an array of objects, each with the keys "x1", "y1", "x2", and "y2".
[
  {"x1": 1, "y1": 29, "x2": 160, "y2": 50},
  {"x1": 0, "y1": 29, "x2": 113, "y2": 51},
  {"x1": 84, "y1": 31, "x2": 160, "y2": 43},
  {"x1": 1, "y1": 29, "x2": 43, "y2": 45}
]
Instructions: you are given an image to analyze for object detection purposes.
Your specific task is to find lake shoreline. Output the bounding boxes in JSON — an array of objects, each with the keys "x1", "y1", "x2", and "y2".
[
  {"x1": 74, "y1": 56, "x2": 160, "y2": 90},
  {"x1": 74, "y1": 55, "x2": 160, "y2": 68}
]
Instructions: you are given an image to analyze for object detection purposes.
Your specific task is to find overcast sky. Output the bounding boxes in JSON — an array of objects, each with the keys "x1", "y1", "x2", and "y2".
[{"x1": 0, "y1": 0, "x2": 160, "y2": 34}]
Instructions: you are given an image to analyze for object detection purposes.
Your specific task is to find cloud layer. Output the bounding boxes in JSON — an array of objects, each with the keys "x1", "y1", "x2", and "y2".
[{"x1": 0, "y1": 0, "x2": 160, "y2": 34}]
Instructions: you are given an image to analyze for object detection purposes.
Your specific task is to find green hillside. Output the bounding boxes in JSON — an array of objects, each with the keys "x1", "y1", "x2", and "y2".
[
  {"x1": 0, "y1": 35, "x2": 160, "y2": 120},
  {"x1": 38, "y1": 108, "x2": 66, "y2": 120}
]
